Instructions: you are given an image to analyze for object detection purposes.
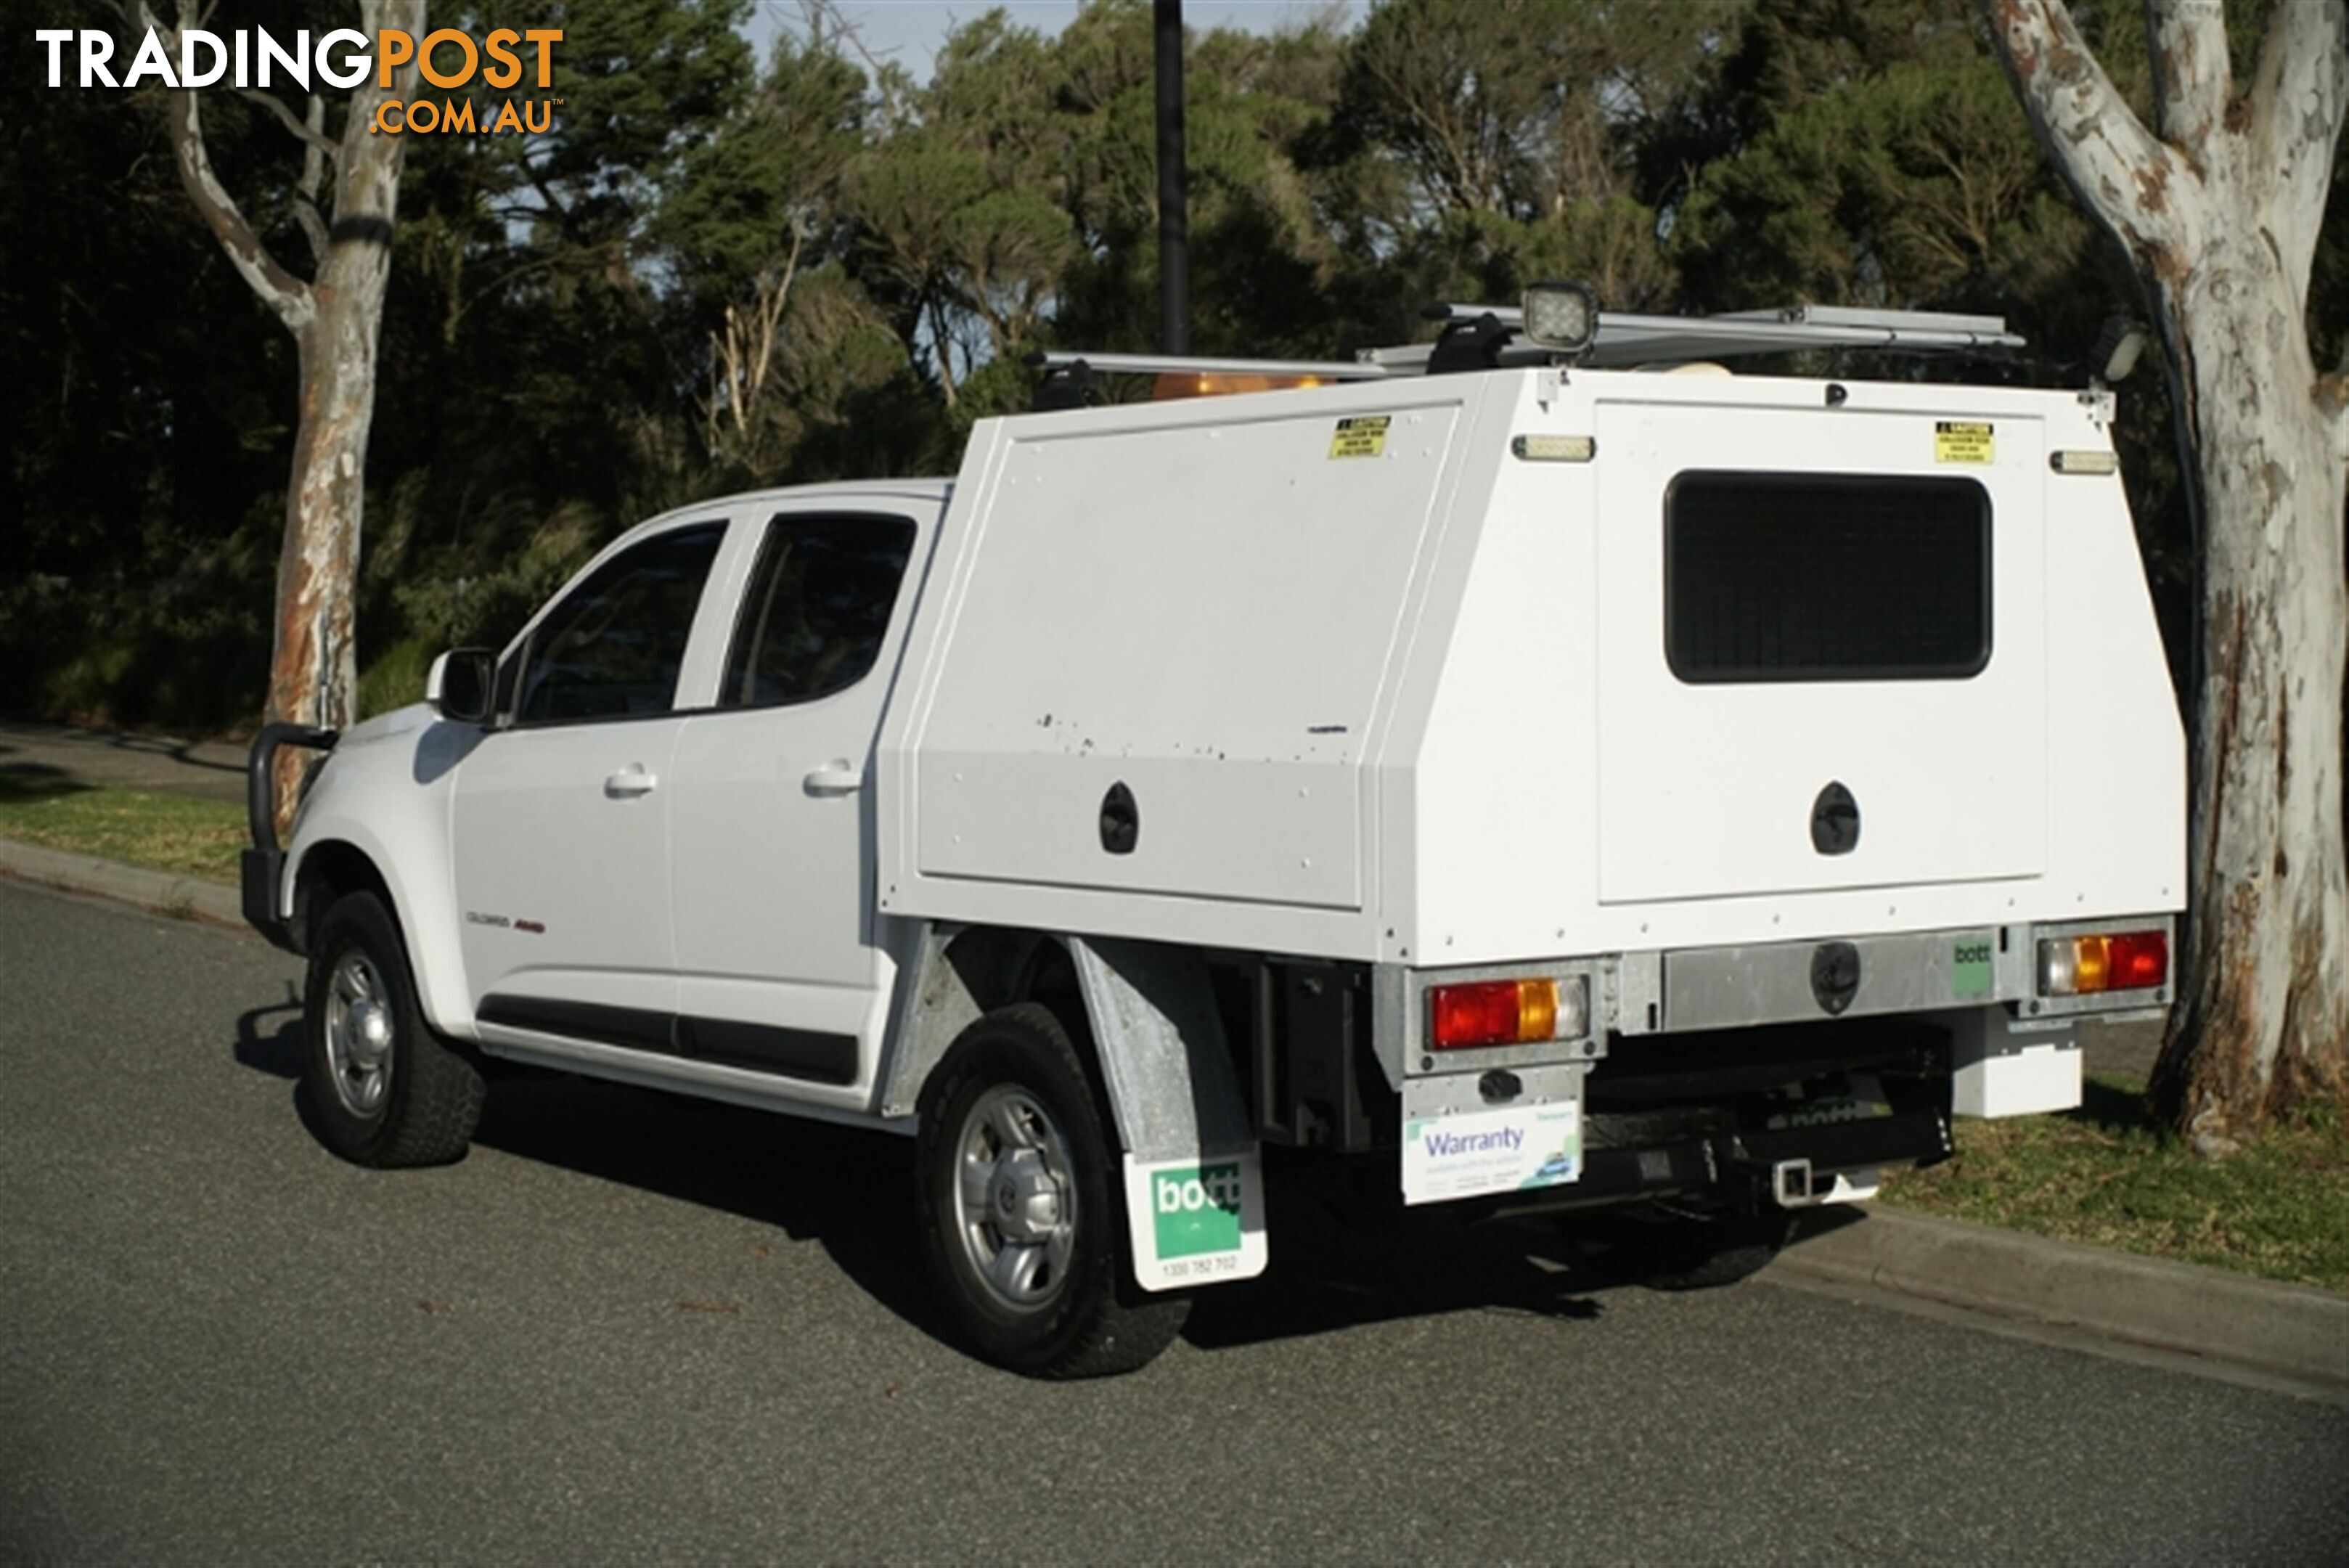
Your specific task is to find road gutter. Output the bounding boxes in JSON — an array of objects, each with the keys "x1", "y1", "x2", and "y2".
[
  {"x1": 0, "y1": 837, "x2": 243, "y2": 929},
  {"x1": 1770, "y1": 1206, "x2": 2349, "y2": 1400}
]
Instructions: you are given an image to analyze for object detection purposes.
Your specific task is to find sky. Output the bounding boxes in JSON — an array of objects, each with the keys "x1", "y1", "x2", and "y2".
[{"x1": 740, "y1": 0, "x2": 1370, "y2": 82}]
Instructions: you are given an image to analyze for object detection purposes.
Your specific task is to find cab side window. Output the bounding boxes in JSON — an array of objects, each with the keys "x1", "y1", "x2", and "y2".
[
  {"x1": 517, "y1": 523, "x2": 725, "y2": 723},
  {"x1": 722, "y1": 514, "x2": 918, "y2": 709}
]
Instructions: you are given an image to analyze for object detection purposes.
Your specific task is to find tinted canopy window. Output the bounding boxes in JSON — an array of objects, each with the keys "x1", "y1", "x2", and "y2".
[
  {"x1": 724, "y1": 513, "x2": 917, "y2": 708},
  {"x1": 1666, "y1": 472, "x2": 1990, "y2": 683},
  {"x1": 518, "y1": 523, "x2": 724, "y2": 722}
]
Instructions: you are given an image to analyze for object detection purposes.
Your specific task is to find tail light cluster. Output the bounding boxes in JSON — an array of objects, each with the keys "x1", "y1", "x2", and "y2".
[
  {"x1": 2037, "y1": 930, "x2": 2168, "y2": 997},
  {"x1": 1429, "y1": 975, "x2": 1591, "y2": 1050}
]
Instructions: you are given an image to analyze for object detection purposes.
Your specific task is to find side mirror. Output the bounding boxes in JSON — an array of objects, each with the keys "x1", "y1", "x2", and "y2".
[{"x1": 425, "y1": 648, "x2": 496, "y2": 724}]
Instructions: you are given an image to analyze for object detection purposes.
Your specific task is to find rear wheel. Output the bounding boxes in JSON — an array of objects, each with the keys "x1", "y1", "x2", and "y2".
[
  {"x1": 916, "y1": 1003, "x2": 1188, "y2": 1378},
  {"x1": 303, "y1": 890, "x2": 483, "y2": 1167}
]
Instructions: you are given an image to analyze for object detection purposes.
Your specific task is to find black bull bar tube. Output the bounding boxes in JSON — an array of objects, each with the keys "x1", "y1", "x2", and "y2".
[{"x1": 240, "y1": 722, "x2": 338, "y2": 952}]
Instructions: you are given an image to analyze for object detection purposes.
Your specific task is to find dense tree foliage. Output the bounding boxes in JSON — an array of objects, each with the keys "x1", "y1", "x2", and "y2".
[{"x1": 4, "y1": 0, "x2": 2335, "y2": 728}]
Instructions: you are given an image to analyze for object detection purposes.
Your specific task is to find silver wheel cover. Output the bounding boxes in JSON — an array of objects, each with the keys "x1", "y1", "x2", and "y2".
[
  {"x1": 324, "y1": 950, "x2": 395, "y2": 1118},
  {"x1": 949, "y1": 1084, "x2": 1079, "y2": 1312}
]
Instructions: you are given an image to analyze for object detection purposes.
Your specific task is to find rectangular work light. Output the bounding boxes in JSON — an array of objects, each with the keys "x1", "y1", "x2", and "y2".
[{"x1": 1521, "y1": 281, "x2": 1600, "y2": 354}]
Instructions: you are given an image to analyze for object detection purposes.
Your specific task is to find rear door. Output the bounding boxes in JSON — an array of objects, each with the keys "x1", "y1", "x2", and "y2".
[
  {"x1": 664, "y1": 505, "x2": 930, "y2": 1100},
  {"x1": 1593, "y1": 399, "x2": 2046, "y2": 904}
]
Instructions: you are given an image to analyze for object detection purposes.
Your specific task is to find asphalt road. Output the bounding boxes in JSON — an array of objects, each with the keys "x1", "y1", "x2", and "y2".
[{"x1": 3, "y1": 880, "x2": 2342, "y2": 1562}]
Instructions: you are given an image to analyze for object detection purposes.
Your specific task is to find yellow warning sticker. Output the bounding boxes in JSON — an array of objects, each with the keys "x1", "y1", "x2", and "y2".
[
  {"x1": 1329, "y1": 415, "x2": 1390, "y2": 459},
  {"x1": 1935, "y1": 420, "x2": 1994, "y2": 464}
]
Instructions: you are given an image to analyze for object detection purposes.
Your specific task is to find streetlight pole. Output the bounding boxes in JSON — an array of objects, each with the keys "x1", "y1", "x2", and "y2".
[{"x1": 1153, "y1": 0, "x2": 1189, "y2": 354}]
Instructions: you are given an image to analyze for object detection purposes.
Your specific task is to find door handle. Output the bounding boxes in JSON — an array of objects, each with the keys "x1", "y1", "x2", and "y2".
[
  {"x1": 604, "y1": 764, "x2": 658, "y2": 799},
  {"x1": 803, "y1": 761, "x2": 865, "y2": 796}
]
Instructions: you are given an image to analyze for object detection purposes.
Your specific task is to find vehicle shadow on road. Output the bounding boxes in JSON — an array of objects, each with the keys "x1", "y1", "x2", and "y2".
[
  {"x1": 235, "y1": 991, "x2": 304, "y2": 1079},
  {"x1": 229, "y1": 1004, "x2": 1652, "y2": 1363},
  {"x1": 459, "y1": 1075, "x2": 1640, "y2": 1359},
  {"x1": 470, "y1": 1073, "x2": 964, "y2": 1348},
  {"x1": 1184, "y1": 1193, "x2": 1639, "y2": 1352}
]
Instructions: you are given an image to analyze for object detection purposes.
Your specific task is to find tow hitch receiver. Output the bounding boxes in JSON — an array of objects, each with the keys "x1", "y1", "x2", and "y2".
[{"x1": 1773, "y1": 1159, "x2": 1813, "y2": 1204}]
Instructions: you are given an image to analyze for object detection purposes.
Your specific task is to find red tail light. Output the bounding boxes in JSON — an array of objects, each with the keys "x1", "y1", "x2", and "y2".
[
  {"x1": 2038, "y1": 928, "x2": 2168, "y2": 995},
  {"x1": 2107, "y1": 930, "x2": 2168, "y2": 990},
  {"x1": 1430, "y1": 979, "x2": 1556, "y2": 1050}
]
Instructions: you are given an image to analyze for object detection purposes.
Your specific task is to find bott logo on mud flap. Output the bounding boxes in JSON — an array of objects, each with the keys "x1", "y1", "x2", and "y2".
[{"x1": 1153, "y1": 1162, "x2": 1243, "y2": 1258}]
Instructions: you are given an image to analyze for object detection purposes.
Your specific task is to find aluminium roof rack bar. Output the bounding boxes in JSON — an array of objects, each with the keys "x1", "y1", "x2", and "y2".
[
  {"x1": 1373, "y1": 305, "x2": 2025, "y2": 372},
  {"x1": 1032, "y1": 350, "x2": 1392, "y2": 381}
]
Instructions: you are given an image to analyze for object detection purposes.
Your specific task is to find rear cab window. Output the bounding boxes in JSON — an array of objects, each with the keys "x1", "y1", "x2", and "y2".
[{"x1": 721, "y1": 513, "x2": 920, "y2": 708}]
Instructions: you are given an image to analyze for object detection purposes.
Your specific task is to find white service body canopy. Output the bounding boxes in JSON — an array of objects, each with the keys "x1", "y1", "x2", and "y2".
[{"x1": 875, "y1": 367, "x2": 2183, "y2": 968}]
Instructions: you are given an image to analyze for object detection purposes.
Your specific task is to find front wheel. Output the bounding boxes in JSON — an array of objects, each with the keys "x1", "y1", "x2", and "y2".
[
  {"x1": 915, "y1": 1003, "x2": 1188, "y2": 1378},
  {"x1": 303, "y1": 890, "x2": 483, "y2": 1168}
]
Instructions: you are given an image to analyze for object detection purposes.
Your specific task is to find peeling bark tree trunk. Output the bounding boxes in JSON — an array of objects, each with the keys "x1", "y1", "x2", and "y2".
[
  {"x1": 1984, "y1": 0, "x2": 2349, "y2": 1146},
  {"x1": 142, "y1": 0, "x2": 423, "y2": 828},
  {"x1": 274, "y1": 120, "x2": 409, "y2": 754}
]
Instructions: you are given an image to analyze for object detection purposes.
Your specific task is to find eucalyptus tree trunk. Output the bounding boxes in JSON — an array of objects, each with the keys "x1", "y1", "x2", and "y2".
[
  {"x1": 1984, "y1": 0, "x2": 2349, "y2": 1146},
  {"x1": 143, "y1": 0, "x2": 423, "y2": 825},
  {"x1": 272, "y1": 94, "x2": 411, "y2": 748}
]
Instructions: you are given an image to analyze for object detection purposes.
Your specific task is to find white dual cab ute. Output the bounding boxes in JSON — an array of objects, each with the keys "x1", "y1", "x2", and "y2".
[{"x1": 243, "y1": 289, "x2": 2185, "y2": 1377}]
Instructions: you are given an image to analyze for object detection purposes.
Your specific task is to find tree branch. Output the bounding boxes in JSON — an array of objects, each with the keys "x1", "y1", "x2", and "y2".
[
  {"x1": 329, "y1": 0, "x2": 424, "y2": 229},
  {"x1": 140, "y1": 0, "x2": 313, "y2": 332},
  {"x1": 1978, "y1": 0, "x2": 2186, "y2": 258},
  {"x1": 2145, "y1": 0, "x2": 2231, "y2": 158},
  {"x1": 2248, "y1": 0, "x2": 2348, "y2": 298},
  {"x1": 237, "y1": 85, "x2": 338, "y2": 156},
  {"x1": 292, "y1": 94, "x2": 329, "y2": 267}
]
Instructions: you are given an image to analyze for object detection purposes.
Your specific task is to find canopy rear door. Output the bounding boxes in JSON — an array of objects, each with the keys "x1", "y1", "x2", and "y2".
[{"x1": 1593, "y1": 399, "x2": 2046, "y2": 904}]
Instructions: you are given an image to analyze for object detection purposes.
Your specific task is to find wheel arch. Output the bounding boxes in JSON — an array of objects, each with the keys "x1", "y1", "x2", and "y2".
[
  {"x1": 880, "y1": 926, "x2": 1252, "y2": 1165},
  {"x1": 287, "y1": 826, "x2": 472, "y2": 1036}
]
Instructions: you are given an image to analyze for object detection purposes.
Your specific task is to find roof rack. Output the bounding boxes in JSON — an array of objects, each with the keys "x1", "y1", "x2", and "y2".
[
  {"x1": 1382, "y1": 303, "x2": 2025, "y2": 370},
  {"x1": 1028, "y1": 303, "x2": 2025, "y2": 397},
  {"x1": 1031, "y1": 351, "x2": 1391, "y2": 382}
]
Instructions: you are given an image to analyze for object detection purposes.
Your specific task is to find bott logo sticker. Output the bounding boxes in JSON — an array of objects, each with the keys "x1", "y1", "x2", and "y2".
[
  {"x1": 1153, "y1": 1162, "x2": 1243, "y2": 1259},
  {"x1": 1950, "y1": 933, "x2": 1995, "y2": 999},
  {"x1": 1122, "y1": 1151, "x2": 1269, "y2": 1292}
]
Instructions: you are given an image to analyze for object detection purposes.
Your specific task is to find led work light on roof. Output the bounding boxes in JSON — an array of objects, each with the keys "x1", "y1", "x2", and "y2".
[{"x1": 1521, "y1": 280, "x2": 1601, "y2": 355}]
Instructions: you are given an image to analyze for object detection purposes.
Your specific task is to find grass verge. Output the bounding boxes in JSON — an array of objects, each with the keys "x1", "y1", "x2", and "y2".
[
  {"x1": 0, "y1": 773, "x2": 244, "y2": 883},
  {"x1": 1884, "y1": 1074, "x2": 2349, "y2": 1292}
]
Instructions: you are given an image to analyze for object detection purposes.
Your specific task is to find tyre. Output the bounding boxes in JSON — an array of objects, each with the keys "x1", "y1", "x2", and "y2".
[
  {"x1": 303, "y1": 890, "x2": 484, "y2": 1168},
  {"x1": 915, "y1": 1003, "x2": 1189, "y2": 1378},
  {"x1": 1618, "y1": 1203, "x2": 1792, "y2": 1291}
]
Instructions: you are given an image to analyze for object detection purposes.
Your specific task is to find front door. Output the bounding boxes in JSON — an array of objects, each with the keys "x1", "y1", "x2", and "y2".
[
  {"x1": 453, "y1": 520, "x2": 728, "y2": 1042},
  {"x1": 666, "y1": 507, "x2": 928, "y2": 1104}
]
